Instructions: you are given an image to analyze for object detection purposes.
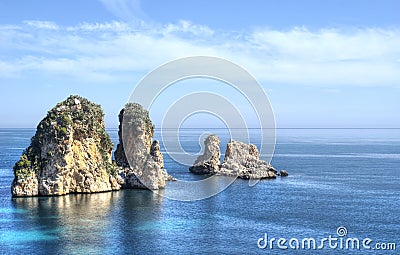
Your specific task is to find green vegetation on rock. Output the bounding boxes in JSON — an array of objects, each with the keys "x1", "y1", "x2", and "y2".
[
  {"x1": 12, "y1": 95, "x2": 115, "y2": 181},
  {"x1": 122, "y1": 102, "x2": 154, "y2": 138},
  {"x1": 13, "y1": 154, "x2": 32, "y2": 179}
]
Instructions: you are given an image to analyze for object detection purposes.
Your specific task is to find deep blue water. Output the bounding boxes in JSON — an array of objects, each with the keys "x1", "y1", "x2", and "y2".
[{"x1": 0, "y1": 128, "x2": 399, "y2": 254}]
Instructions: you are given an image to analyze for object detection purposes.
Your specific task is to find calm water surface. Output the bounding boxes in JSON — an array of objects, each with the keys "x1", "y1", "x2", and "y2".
[{"x1": 0, "y1": 128, "x2": 399, "y2": 254}]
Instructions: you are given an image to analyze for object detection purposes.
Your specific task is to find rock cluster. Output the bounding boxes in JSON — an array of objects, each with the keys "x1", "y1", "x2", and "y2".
[
  {"x1": 11, "y1": 95, "x2": 285, "y2": 197},
  {"x1": 11, "y1": 97, "x2": 173, "y2": 197},
  {"x1": 190, "y1": 135, "x2": 286, "y2": 179}
]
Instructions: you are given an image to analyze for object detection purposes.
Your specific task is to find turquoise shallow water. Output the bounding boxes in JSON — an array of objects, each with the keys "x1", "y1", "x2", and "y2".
[{"x1": 0, "y1": 128, "x2": 399, "y2": 254}]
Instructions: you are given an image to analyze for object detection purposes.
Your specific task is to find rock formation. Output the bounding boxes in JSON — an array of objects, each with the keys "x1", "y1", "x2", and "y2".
[
  {"x1": 150, "y1": 140, "x2": 176, "y2": 181},
  {"x1": 11, "y1": 95, "x2": 282, "y2": 197},
  {"x1": 11, "y1": 95, "x2": 120, "y2": 197},
  {"x1": 150, "y1": 140, "x2": 164, "y2": 169},
  {"x1": 190, "y1": 135, "x2": 278, "y2": 179},
  {"x1": 220, "y1": 139, "x2": 277, "y2": 179},
  {"x1": 114, "y1": 103, "x2": 173, "y2": 189},
  {"x1": 189, "y1": 135, "x2": 221, "y2": 175},
  {"x1": 279, "y1": 169, "x2": 289, "y2": 177},
  {"x1": 11, "y1": 97, "x2": 175, "y2": 197}
]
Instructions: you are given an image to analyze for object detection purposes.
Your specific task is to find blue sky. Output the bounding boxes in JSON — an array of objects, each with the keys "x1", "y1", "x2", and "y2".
[{"x1": 0, "y1": 0, "x2": 399, "y2": 128}]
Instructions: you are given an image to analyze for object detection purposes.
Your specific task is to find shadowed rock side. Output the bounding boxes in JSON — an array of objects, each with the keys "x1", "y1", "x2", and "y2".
[
  {"x1": 220, "y1": 139, "x2": 277, "y2": 179},
  {"x1": 114, "y1": 103, "x2": 174, "y2": 190},
  {"x1": 279, "y1": 169, "x2": 289, "y2": 177},
  {"x1": 150, "y1": 140, "x2": 176, "y2": 181},
  {"x1": 150, "y1": 140, "x2": 164, "y2": 168},
  {"x1": 189, "y1": 135, "x2": 221, "y2": 175},
  {"x1": 11, "y1": 95, "x2": 121, "y2": 197},
  {"x1": 190, "y1": 135, "x2": 279, "y2": 179}
]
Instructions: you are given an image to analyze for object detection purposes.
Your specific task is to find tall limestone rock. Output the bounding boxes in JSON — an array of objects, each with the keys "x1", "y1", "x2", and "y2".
[
  {"x1": 11, "y1": 95, "x2": 120, "y2": 197},
  {"x1": 114, "y1": 103, "x2": 173, "y2": 190},
  {"x1": 189, "y1": 135, "x2": 221, "y2": 175}
]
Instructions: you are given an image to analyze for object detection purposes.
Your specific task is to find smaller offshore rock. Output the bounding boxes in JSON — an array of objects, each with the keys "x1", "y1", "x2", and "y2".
[
  {"x1": 220, "y1": 139, "x2": 277, "y2": 179},
  {"x1": 279, "y1": 169, "x2": 289, "y2": 177},
  {"x1": 189, "y1": 135, "x2": 221, "y2": 175}
]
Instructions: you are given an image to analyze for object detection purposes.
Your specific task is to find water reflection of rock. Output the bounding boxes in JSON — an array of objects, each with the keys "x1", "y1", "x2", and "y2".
[{"x1": 11, "y1": 191, "x2": 165, "y2": 253}]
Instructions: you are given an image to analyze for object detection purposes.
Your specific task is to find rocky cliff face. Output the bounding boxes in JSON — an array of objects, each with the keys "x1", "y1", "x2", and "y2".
[
  {"x1": 114, "y1": 103, "x2": 172, "y2": 190},
  {"x1": 190, "y1": 135, "x2": 278, "y2": 179},
  {"x1": 150, "y1": 140, "x2": 164, "y2": 169},
  {"x1": 220, "y1": 139, "x2": 277, "y2": 179},
  {"x1": 11, "y1": 95, "x2": 120, "y2": 197},
  {"x1": 189, "y1": 135, "x2": 221, "y2": 175},
  {"x1": 150, "y1": 140, "x2": 176, "y2": 181}
]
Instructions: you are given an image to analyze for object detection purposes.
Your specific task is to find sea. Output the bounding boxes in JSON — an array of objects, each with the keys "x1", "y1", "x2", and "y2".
[{"x1": 0, "y1": 128, "x2": 399, "y2": 254}]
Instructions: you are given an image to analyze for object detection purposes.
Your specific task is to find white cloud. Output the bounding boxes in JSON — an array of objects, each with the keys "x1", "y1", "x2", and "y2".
[
  {"x1": 24, "y1": 20, "x2": 59, "y2": 30},
  {"x1": 164, "y1": 20, "x2": 214, "y2": 37},
  {"x1": 66, "y1": 21, "x2": 131, "y2": 32},
  {"x1": 249, "y1": 27, "x2": 400, "y2": 61},
  {"x1": 0, "y1": 20, "x2": 399, "y2": 87},
  {"x1": 242, "y1": 27, "x2": 400, "y2": 86}
]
